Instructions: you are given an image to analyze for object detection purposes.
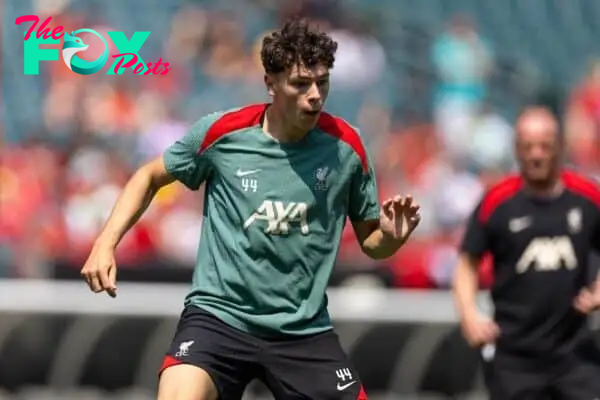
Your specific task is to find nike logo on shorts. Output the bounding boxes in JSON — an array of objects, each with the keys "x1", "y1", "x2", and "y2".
[{"x1": 337, "y1": 381, "x2": 357, "y2": 391}]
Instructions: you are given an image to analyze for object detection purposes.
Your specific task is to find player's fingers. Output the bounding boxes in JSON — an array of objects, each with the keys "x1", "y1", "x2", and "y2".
[
  {"x1": 464, "y1": 322, "x2": 485, "y2": 347},
  {"x1": 106, "y1": 265, "x2": 117, "y2": 298},
  {"x1": 392, "y1": 195, "x2": 406, "y2": 209},
  {"x1": 81, "y1": 270, "x2": 94, "y2": 292},
  {"x1": 574, "y1": 299, "x2": 591, "y2": 313},
  {"x1": 89, "y1": 273, "x2": 103, "y2": 293},
  {"x1": 574, "y1": 291, "x2": 592, "y2": 312},
  {"x1": 491, "y1": 321, "x2": 501, "y2": 335},
  {"x1": 392, "y1": 197, "x2": 408, "y2": 218},
  {"x1": 486, "y1": 324, "x2": 500, "y2": 340},
  {"x1": 408, "y1": 204, "x2": 421, "y2": 219},
  {"x1": 381, "y1": 199, "x2": 394, "y2": 217},
  {"x1": 98, "y1": 267, "x2": 113, "y2": 292},
  {"x1": 580, "y1": 293, "x2": 594, "y2": 310},
  {"x1": 398, "y1": 195, "x2": 414, "y2": 209},
  {"x1": 382, "y1": 198, "x2": 393, "y2": 208},
  {"x1": 579, "y1": 289, "x2": 592, "y2": 302}
]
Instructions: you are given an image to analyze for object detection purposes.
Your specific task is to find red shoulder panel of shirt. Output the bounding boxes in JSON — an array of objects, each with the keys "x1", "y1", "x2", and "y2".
[
  {"x1": 197, "y1": 106, "x2": 370, "y2": 174},
  {"x1": 562, "y1": 169, "x2": 600, "y2": 207},
  {"x1": 317, "y1": 112, "x2": 369, "y2": 173},
  {"x1": 198, "y1": 103, "x2": 267, "y2": 154},
  {"x1": 478, "y1": 175, "x2": 523, "y2": 223}
]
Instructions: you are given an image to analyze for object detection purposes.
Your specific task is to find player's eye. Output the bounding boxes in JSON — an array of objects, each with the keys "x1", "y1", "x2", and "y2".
[
  {"x1": 291, "y1": 80, "x2": 310, "y2": 88},
  {"x1": 317, "y1": 79, "x2": 329, "y2": 87}
]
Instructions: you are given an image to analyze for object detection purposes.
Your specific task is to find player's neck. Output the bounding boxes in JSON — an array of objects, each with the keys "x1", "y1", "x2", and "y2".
[
  {"x1": 525, "y1": 177, "x2": 564, "y2": 198},
  {"x1": 262, "y1": 105, "x2": 308, "y2": 143}
]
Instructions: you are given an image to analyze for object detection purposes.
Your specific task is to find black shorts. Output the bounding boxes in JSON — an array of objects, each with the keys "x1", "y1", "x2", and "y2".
[
  {"x1": 160, "y1": 306, "x2": 368, "y2": 400},
  {"x1": 482, "y1": 349, "x2": 600, "y2": 400}
]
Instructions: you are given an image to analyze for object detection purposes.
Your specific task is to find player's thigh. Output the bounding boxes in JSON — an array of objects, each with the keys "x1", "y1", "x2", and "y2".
[
  {"x1": 552, "y1": 360, "x2": 600, "y2": 400},
  {"x1": 262, "y1": 330, "x2": 368, "y2": 400},
  {"x1": 487, "y1": 362, "x2": 549, "y2": 400},
  {"x1": 158, "y1": 364, "x2": 218, "y2": 400},
  {"x1": 159, "y1": 306, "x2": 258, "y2": 400}
]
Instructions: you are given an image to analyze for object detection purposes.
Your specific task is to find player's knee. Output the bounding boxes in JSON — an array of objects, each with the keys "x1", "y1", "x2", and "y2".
[{"x1": 158, "y1": 364, "x2": 218, "y2": 400}]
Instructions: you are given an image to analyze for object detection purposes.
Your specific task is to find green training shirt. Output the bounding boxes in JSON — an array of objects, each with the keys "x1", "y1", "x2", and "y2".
[{"x1": 163, "y1": 103, "x2": 380, "y2": 337}]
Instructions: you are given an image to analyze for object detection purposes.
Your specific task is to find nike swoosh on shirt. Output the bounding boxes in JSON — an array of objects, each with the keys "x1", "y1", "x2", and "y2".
[
  {"x1": 336, "y1": 381, "x2": 357, "y2": 391},
  {"x1": 236, "y1": 168, "x2": 261, "y2": 177}
]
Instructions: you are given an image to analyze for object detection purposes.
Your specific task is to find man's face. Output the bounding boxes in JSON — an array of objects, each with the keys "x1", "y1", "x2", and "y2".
[
  {"x1": 266, "y1": 62, "x2": 330, "y2": 131},
  {"x1": 515, "y1": 111, "x2": 561, "y2": 186}
]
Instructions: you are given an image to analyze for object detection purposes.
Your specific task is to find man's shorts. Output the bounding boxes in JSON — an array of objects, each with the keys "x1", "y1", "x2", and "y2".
[
  {"x1": 481, "y1": 345, "x2": 600, "y2": 400},
  {"x1": 159, "y1": 306, "x2": 368, "y2": 400}
]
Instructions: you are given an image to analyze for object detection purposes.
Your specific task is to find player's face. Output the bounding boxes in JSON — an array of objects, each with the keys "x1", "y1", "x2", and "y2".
[
  {"x1": 515, "y1": 114, "x2": 561, "y2": 186},
  {"x1": 268, "y1": 63, "x2": 330, "y2": 131}
]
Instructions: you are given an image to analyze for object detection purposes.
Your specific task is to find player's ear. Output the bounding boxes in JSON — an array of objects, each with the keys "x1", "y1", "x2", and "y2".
[{"x1": 264, "y1": 74, "x2": 276, "y2": 97}]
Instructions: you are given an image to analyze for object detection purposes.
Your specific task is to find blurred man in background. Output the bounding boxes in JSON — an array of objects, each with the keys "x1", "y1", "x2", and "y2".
[
  {"x1": 80, "y1": 19, "x2": 420, "y2": 400},
  {"x1": 453, "y1": 106, "x2": 600, "y2": 399}
]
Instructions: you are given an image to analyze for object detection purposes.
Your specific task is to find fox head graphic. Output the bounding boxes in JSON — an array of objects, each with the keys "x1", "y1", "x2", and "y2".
[
  {"x1": 62, "y1": 31, "x2": 89, "y2": 70},
  {"x1": 61, "y1": 29, "x2": 108, "y2": 75}
]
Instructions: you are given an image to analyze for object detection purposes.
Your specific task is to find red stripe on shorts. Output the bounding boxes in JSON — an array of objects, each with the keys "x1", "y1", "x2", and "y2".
[
  {"x1": 159, "y1": 355, "x2": 182, "y2": 375},
  {"x1": 357, "y1": 384, "x2": 368, "y2": 399}
]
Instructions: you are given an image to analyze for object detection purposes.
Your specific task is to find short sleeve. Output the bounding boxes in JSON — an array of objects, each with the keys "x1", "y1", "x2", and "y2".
[
  {"x1": 348, "y1": 150, "x2": 380, "y2": 222},
  {"x1": 163, "y1": 116, "x2": 217, "y2": 191},
  {"x1": 460, "y1": 202, "x2": 490, "y2": 258}
]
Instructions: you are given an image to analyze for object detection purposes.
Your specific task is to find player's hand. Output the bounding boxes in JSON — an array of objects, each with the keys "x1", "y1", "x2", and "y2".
[
  {"x1": 460, "y1": 313, "x2": 500, "y2": 348},
  {"x1": 573, "y1": 280, "x2": 600, "y2": 314},
  {"x1": 379, "y1": 195, "x2": 421, "y2": 242},
  {"x1": 80, "y1": 243, "x2": 118, "y2": 298}
]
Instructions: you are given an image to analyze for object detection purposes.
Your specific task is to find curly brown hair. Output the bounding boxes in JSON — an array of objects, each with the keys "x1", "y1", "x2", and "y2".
[{"x1": 261, "y1": 19, "x2": 338, "y2": 75}]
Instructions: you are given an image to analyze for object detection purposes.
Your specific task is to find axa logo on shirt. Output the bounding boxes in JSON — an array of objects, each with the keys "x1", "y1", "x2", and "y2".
[
  {"x1": 244, "y1": 200, "x2": 309, "y2": 235},
  {"x1": 516, "y1": 236, "x2": 577, "y2": 273},
  {"x1": 15, "y1": 15, "x2": 172, "y2": 76}
]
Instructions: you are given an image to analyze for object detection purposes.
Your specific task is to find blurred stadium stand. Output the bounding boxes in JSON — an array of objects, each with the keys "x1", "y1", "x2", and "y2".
[
  {"x1": 4, "y1": 0, "x2": 600, "y2": 398},
  {"x1": 5, "y1": 0, "x2": 600, "y2": 288}
]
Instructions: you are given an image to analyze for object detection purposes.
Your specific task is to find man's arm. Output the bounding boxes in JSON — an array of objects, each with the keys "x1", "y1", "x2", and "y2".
[
  {"x1": 574, "y1": 205, "x2": 600, "y2": 313},
  {"x1": 95, "y1": 156, "x2": 174, "y2": 250},
  {"x1": 453, "y1": 252, "x2": 482, "y2": 320},
  {"x1": 452, "y1": 203, "x2": 488, "y2": 318},
  {"x1": 452, "y1": 202, "x2": 499, "y2": 346},
  {"x1": 346, "y1": 136, "x2": 419, "y2": 259},
  {"x1": 353, "y1": 220, "x2": 386, "y2": 259}
]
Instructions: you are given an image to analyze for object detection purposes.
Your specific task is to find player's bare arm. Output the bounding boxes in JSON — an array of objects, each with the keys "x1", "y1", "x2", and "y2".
[
  {"x1": 353, "y1": 195, "x2": 421, "y2": 260},
  {"x1": 452, "y1": 253, "x2": 499, "y2": 347},
  {"x1": 80, "y1": 156, "x2": 176, "y2": 297}
]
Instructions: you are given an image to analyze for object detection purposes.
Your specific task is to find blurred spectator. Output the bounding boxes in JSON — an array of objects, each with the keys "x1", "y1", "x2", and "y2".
[
  {"x1": 466, "y1": 102, "x2": 514, "y2": 173},
  {"x1": 432, "y1": 14, "x2": 494, "y2": 161},
  {"x1": 565, "y1": 60, "x2": 600, "y2": 172}
]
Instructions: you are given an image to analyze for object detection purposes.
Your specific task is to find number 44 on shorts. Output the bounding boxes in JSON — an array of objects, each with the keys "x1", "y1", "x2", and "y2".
[{"x1": 335, "y1": 368, "x2": 356, "y2": 391}]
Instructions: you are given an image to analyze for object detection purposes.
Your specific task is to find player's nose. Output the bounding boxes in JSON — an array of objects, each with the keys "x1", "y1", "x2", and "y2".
[{"x1": 306, "y1": 83, "x2": 322, "y2": 103}]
